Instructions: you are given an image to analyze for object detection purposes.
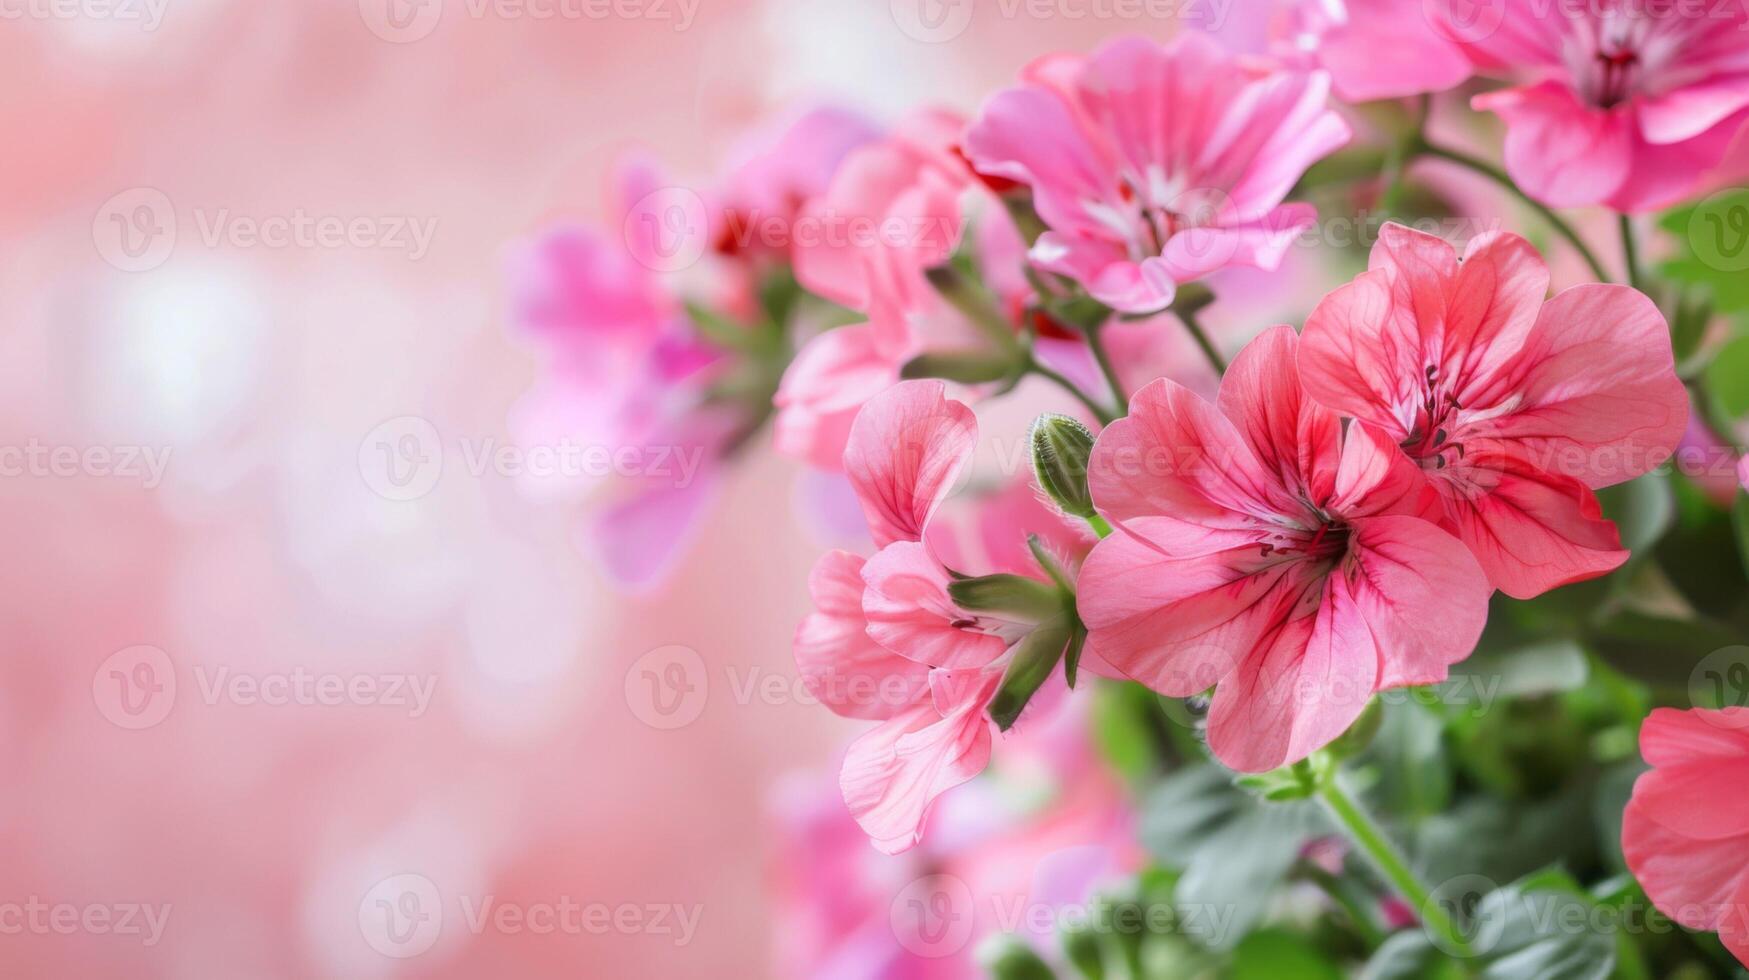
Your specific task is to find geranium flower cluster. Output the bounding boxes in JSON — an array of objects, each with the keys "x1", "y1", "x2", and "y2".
[{"x1": 512, "y1": 7, "x2": 1749, "y2": 973}]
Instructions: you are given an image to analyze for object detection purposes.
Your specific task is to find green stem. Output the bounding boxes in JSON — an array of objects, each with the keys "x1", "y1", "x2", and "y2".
[
  {"x1": 1317, "y1": 773, "x2": 1476, "y2": 960},
  {"x1": 1619, "y1": 213, "x2": 1643, "y2": 292},
  {"x1": 1416, "y1": 140, "x2": 1612, "y2": 284},
  {"x1": 1028, "y1": 357, "x2": 1118, "y2": 426},
  {"x1": 1177, "y1": 304, "x2": 1227, "y2": 376},
  {"x1": 1083, "y1": 322, "x2": 1129, "y2": 410}
]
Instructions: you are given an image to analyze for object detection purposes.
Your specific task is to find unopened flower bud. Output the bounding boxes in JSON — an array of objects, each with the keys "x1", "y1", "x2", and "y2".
[{"x1": 1030, "y1": 413, "x2": 1096, "y2": 519}]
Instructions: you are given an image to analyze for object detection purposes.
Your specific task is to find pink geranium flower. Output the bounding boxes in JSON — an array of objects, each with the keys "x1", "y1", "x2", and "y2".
[
  {"x1": 1461, "y1": 2, "x2": 1749, "y2": 211},
  {"x1": 1299, "y1": 223, "x2": 1689, "y2": 599},
  {"x1": 1077, "y1": 326, "x2": 1491, "y2": 773},
  {"x1": 962, "y1": 33, "x2": 1350, "y2": 314},
  {"x1": 796, "y1": 382, "x2": 1014, "y2": 852},
  {"x1": 1622, "y1": 707, "x2": 1749, "y2": 968}
]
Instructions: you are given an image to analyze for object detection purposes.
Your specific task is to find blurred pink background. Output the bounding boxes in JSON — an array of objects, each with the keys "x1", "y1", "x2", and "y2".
[{"x1": 0, "y1": 1, "x2": 1177, "y2": 976}]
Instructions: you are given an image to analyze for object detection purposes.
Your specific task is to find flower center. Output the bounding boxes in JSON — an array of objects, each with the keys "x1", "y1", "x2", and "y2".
[{"x1": 1400, "y1": 364, "x2": 1466, "y2": 468}]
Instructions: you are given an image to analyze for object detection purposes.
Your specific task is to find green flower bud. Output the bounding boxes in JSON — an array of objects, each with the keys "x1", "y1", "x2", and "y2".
[{"x1": 1030, "y1": 413, "x2": 1096, "y2": 519}]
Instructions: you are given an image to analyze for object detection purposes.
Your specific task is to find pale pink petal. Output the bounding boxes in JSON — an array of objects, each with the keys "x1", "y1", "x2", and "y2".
[
  {"x1": 795, "y1": 551, "x2": 931, "y2": 721},
  {"x1": 1493, "y1": 284, "x2": 1689, "y2": 488},
  {"x1": 1299, "y1": 268, "x2": 1420, "y2": 439},
  {"x1": 839, "y1": 668, "x2": 999, "y2": 855},
  {"x1": 1156, "y1": 204, "x2": 1319, "y2": 282},
  {"x1": 775, "y1": 325, "x2": 900, "y2": 471},
  {"x1": 1472, "y1": 81, "x2": 1633, "y2": 210},
  {"x1": 586, "y1": 469, "x2": 720, "y2": 593},
  {"x1": 1638, "y1": 81, "x2": 1749, "y2": 146},
  {"x1": 844, "y1": 381, "x2": 977, "y2": 548},
  {"x1": 1444, "y1": 231, "x2": 1551, "y2": 401},
  {"x1": 1609, "y1": 111, "x2": 1749, "y2": 213},
  {"x1": 861, "y1": 542, "x2": 1009, "y2": 670},
  {"x1": 963, "y1": 84, "x2": 1117, "y2": 242},
  {"x1": 1316, "y1": 0, "x2": 1475, "y2": 101}
]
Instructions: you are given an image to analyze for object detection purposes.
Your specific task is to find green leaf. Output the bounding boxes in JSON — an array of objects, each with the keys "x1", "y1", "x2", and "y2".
[
  {"x1": 1703, "y1": 334, "x2": 1749, "y2": 425},
  {"x1": 947, "y1": 573, "x2": 1062, "y2": 621},
  {"x1": 900, "y1": 350, "x2": 1023, "y2": 384},
  {"x1": 1367, "y1": 700, "x2": 1452, "y2": 819},
  {"x1": 1139, "y1": 766, "x2": 1326, "y2": 949},
  {"x1": 1735, "y1": 491, "x2": 1749, "y2": 582},
  {"x1": 1231, "y1": 929, "x2": 1343, "y2": 980},
  {"x1": 1472, "y1": 871, "x2": 1616, "y2": 980},
  {"x1": 989, "y1": 622, "x2": 1072, "y2": 731},
  {"x1": 979, "y1": 938, "x2": 1058, "y2": 980},
  {"x1": 1660, "y1": 189, "x2": 1749, "y2": 313}
]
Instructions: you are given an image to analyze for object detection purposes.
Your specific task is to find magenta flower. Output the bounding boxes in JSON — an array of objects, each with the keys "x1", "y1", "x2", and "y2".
[
  {"x1": 1463, "y1": 2, "x2": 1749, "y2": 211},
  {"x1": 1078, "y1": 326, "x2": 1491, "y2": 773},
  {"x1": 962, "y1": 33, "x2": 1350, "y2": 314},
  {"x1": 1299, "y1": 224, "x2": 1689, "y2": 598},
  {"x1": 1622, "y1": 707, "x2": 1749, "y2": 968}
]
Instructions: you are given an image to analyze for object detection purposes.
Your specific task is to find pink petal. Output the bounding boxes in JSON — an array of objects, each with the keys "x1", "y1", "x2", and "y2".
[
  {"x1": 1622, "y1": 795, "x2": 1749, "y2": 945},
  {"x1": 1609, "y1": 110, "x2": 1749, "y2": 214},
  {"x1": 1088, "y1": 378, "x2": 1292, "y2": 526},
  {"x1": 1156, "y1": 204, "x2": 1320, "y2": 282},
  {"x1": 1640, "y1": 707, "x2": 1749, "y2": 769},
  {"x1": 963, "y1": 84, "x2": 1117, "y2": 242},
  {"x1": 1316, "y1": 0, "x2": 1475, "y2": 102},
  {"x1": 1437, "y1": 445, "x2": 1628, "y2": 599},
  {"x1": 1205, "y1": 577, "x2": 1370, "y2": 773},
  {"x1": 844, "y1": 380, "x2": 977, "y2": 548},
  {"x1": 1078, "y1": 517, "x2": 1292, "y2": 696},
  {"x1": 1444, "y1": 231, "x2": 1550, "y2": 403},
  {"x1": 1216, "y1": 325, "x2": 1342, "y2": 507},
  {"x1": 1638, "y1": 80, "x2": 1749, "y2": 146},
  {"x1": 1494, "y1": 284, "x2": 1689, "y2": 488},
  {"x1": 839, "y1": 668, "x2": 999, "y2": 855},
  {"x1": 1472, "y1": 81, "x2": 1633, "y2": 210},
  {"x1": 586, "y1": 469, "x2": 720, "y2": 593},
  {"x1": 794, "y1": 551, "x2": 931, "y2": 721},
  {"x1": 1342, "y1": 515, "x2": 1491, "y2": 690},
  {"x1": 775, "y1": 325, "x2": 900, "y2": 471},
  {"x1": 861, "y1": 541, "x2": 1009, "y2": 670},
  {"x1": 1328, "y1": 422, "x2": 1443, "y2": 524}
]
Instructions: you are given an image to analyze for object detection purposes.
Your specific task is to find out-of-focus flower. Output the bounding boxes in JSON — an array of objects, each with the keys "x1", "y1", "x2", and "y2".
[
  {"x1": 775, "y1": 111, "x2": 1025, "y2": 471},
  {"x1": 1463, "y1": 3, "x2": 1749, "y2": 212},
  {"x1": 1300, "y1": 224, "x2": 1688, "y2": 599},
  {"x1": 1277, "y1": 0, "x2": 1476, "y2": 102},
  {"x1": 1078, "y1": 326, "x2": 1490, "y2": 773},
  {"x1": 767, "y1": 697, "x2": 1135, "y2": 979},
  {"x1": 510, "y1": 108, "x2": 878, "y2": 589},
  {"x1": 962, "y1": 33, "x2": 1349, "y2": 314},
  {"x1": 1622, "y1": 706, "x2": 1749, "y2": 968}
]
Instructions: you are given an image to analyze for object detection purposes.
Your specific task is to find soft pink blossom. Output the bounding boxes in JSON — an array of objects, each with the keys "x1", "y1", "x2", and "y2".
[
  {"x1": 1078, "y1": 326, "x2": 1491, "y2": 772},
  {"x1": 1299, "y1": 223, "x2": 1689, "y2": 598},
  {"x1": 1461, "y1": 2, "x2": 1749, "y2": 212},
  {"x1": 1622, "y1": 707, "x2": 1749, "y2": 968},
  {"x1": 962, "y1": 33, "x2": 1349, "y2": 314},
  {"x1": 798, "y1": 382, "x2": 1007, "y2": 852},
  {"x1": 1278, "y1": 0, "x2": 1477, "y2": 102},
  {"x1": 776, "y1": 111, "x2": 1022, "y2": 470}
]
